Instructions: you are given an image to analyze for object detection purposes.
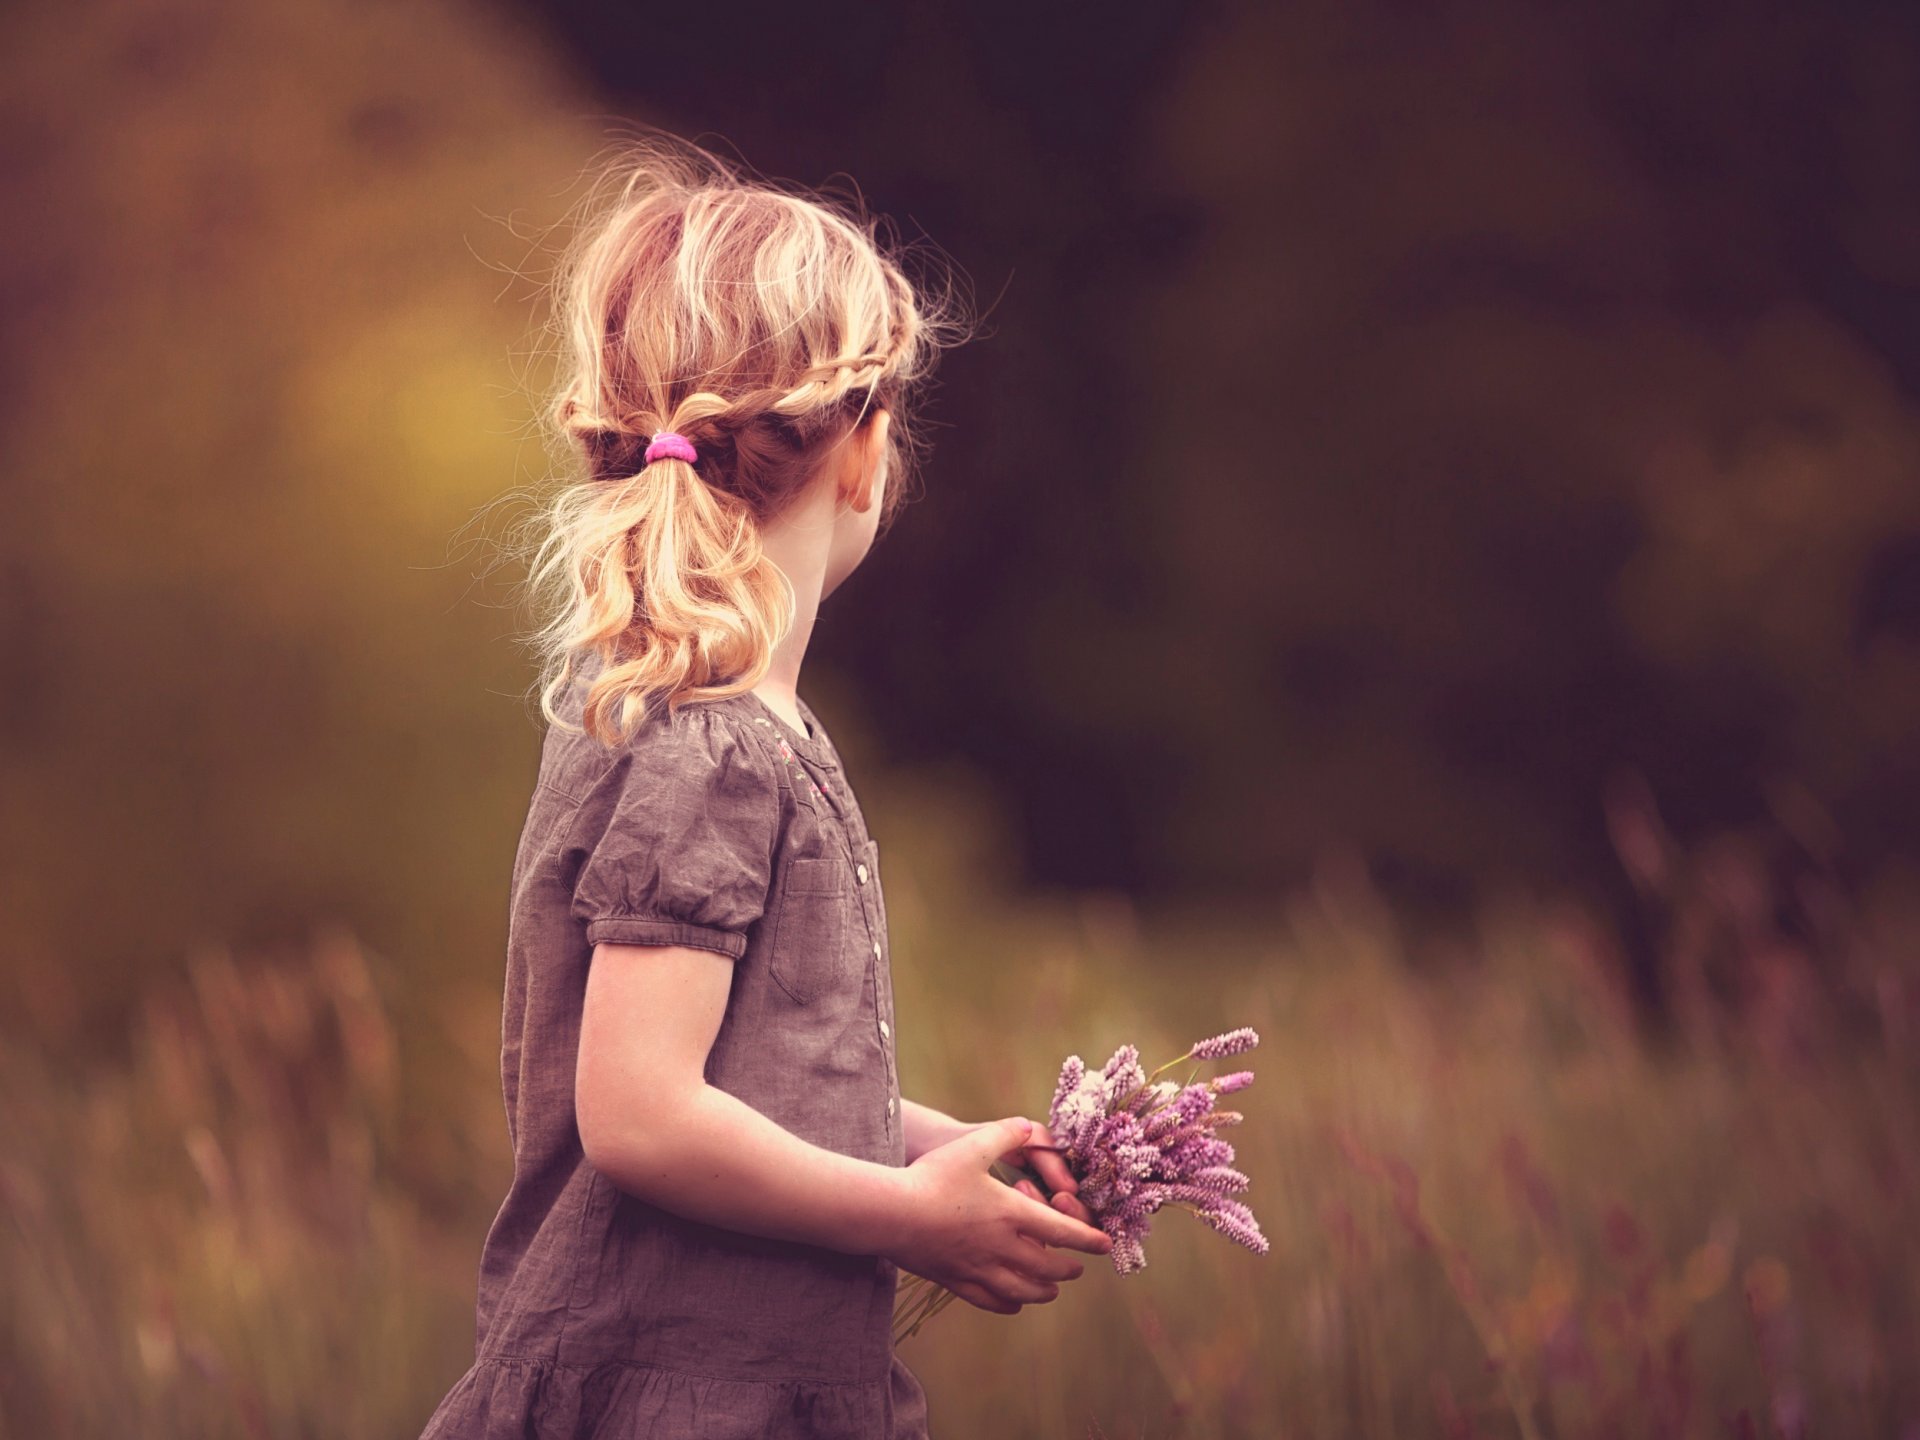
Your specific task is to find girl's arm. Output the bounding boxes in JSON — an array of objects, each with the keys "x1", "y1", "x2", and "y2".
[
  {"x1": 901, "y1": 1097, "x2": 971, "y2": 1162},
  {"x1": 576, "y1": 940, "x2": 1111, "y2": 1309}
]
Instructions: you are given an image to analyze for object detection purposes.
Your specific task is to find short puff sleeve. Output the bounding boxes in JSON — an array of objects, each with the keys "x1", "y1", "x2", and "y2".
[{"x1": 567, "y1": 709, "x2": 780, "y2": 960}]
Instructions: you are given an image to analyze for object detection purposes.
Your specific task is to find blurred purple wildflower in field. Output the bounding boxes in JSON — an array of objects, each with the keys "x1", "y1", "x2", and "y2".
[{"x1": 1046, "y1": 1028, "x2": 1271, "y2": 1275}]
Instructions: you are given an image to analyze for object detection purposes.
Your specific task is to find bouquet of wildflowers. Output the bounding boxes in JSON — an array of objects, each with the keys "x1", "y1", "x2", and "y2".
[{"x1": 894, "y1": 1027, "x2": 1267, "y2": 1341}]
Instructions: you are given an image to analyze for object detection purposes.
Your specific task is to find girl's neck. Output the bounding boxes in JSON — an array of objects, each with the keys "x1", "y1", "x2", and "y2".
[
  {"x1": 751, "y1": 581, "x2": 819, "y2": 740},
  {"x1": 752, "y1": 462, "x2": 843, "y2": 741},
  {"x1": 751, "y1": 678, "x2": 811, "y2": 740}
]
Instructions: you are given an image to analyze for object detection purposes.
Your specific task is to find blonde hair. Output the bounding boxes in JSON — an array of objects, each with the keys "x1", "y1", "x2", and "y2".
[{"x1": 524, "y1": 132, "x2": 964, "y2": 746}]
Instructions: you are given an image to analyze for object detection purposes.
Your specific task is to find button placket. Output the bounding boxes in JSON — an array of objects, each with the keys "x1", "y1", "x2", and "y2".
[
  {"x1": 774, "y1": 736, "x2": 897, "y2": 1139},
  {"x1": 859, "y1": 839, "x2": 898, "y2": 1125},
  {"x1": 860, "y1": 881, "x2": 893, "y2": 1132}
]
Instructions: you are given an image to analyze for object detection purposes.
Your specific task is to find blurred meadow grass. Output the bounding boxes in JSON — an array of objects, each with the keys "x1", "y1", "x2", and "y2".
[{"x1": 3, "y1": 761, "x2": 1917, "y2": 1439}]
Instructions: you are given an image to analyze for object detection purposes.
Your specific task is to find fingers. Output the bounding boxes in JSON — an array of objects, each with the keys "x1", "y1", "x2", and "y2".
[
  {"x1": 1028, "y1": 1152, "x2": 1078, "y2": 1194},
  {"x1": 985, "y1": 1264, "x2": 1060, "y2": 1306},
  {"x1": 980, "y1": 1116, "x2": 1036, "y2": 1163},
  {"x1": 1012, "y1": 1193, "x2": 1113, "y2": 1256},
  {"x1": 1006, "y1": 1234, "x2": 1086, "y2": 1285},
  {"x1": 952, "y1": 1279, "x2": 1019, "y2": 1315},
  {"x1": 1018, "y1": 1168, "x2": 1092, "y2": 1223},
  {"x1": 1024, "y1": 1125, "x2": 1079, "y2": 1196},
  {"x1": 948, "y1": 1225, "x2": 1094, "y2": 1318},
  {"x1": 1050, "y1": 1190, "x2": 1095, "y2": 1225}
]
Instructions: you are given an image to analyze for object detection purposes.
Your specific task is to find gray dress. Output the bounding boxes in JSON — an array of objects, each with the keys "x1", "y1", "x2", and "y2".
[{"x1": 419, "y1": 668, "x2": 929, "y2": 1438}]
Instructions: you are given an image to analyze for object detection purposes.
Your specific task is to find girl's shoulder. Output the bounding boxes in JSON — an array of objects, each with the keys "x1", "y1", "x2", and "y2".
[
  {"x1": 538, "y1": 687, "x2": 788, "y2": 811},
  {"x1": 544, "y1": 693, "x2": 796, "y2": 959}
]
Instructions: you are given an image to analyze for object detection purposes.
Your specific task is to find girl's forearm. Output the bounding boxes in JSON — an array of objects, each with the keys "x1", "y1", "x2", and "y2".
[
  {"x1": 901, "y1": 1097, "x2": 972, "y2": 1163},
  {"x1": 587, "y1": 1081, "x2": 916, "y2": 1257}
]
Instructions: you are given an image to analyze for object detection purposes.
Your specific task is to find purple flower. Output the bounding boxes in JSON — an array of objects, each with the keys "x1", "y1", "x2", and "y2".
[
  {"x1": 901, "y1": 1026, "x2": 1266, "y2": 1338},
  {"x1": 1038, "y1": 1027, "x2": 1267, "y2": 1276},
  {"x1": 1049, "y1": 1068, "x2": 1111, "y2": 1155},
  {"x1": 1099, "y1": 1045, "x2": 1148, "y2": 1103},
  {"x1": 1194, "y1": 1198, "x2": 1269, "y2": 1255},
  {"x1": 1124, "y1": 1080, "x2": 1178, "y2": 1116},
  {"x1": 1165, "y1": 1133, "x2": 1234, "y2": 1173},
  {"x1": 1050, "y1": 1054, "x2": 1085, "y2": 1120},
  {"x1": 1172, "y1": 1083, "x2": 1216, "y2": 1122},
  {"x1": 1191, "y1": 1027, "x2": 1260, "y2": 1060},
  {"x1": 1190, "y1": 1165, "x2": 1252, "y2": 1195},
  {"x1": 1109, "y1": 1232, "x2": 1148, "y2": 1275}
]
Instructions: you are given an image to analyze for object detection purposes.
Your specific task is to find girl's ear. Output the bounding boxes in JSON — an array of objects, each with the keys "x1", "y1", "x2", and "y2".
[{"x1": 850, "y1": 409, "x2": 891, "y2": 512}]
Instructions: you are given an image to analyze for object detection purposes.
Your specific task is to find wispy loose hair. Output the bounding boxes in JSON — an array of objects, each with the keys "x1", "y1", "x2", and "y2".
[{"x1": 521, "y1": 131, "x2": 967, "y2": 745}]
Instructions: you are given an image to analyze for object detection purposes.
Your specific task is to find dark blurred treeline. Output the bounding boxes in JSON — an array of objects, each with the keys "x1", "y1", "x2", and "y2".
[
  {"x1": 5, "y1": 0, "x2": 1920, "y2": 1035},
  {"x1": 618, "y1": 0, "x2": 1920, "y2": 913}
]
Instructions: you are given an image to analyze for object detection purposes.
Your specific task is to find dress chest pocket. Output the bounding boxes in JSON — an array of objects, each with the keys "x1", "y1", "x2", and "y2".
[{"x1": 767, "y1": 855, "x2": 866, "y2": 1006}]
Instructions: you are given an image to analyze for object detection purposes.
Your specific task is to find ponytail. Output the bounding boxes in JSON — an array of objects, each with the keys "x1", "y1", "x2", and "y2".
[{"x1": 528, "y1": 443, "x2": 794, "y2": 745}]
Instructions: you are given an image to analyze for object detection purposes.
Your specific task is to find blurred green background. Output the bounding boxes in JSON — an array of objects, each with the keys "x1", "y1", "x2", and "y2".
[{"x1": 4, "y1": 0, "x2": 1920, "y2": 1435}]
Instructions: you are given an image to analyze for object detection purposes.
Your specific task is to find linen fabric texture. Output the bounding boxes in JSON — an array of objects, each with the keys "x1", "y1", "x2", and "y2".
[{"x1": 418, "y1": 666, "x2": 925, "y2": 1439}]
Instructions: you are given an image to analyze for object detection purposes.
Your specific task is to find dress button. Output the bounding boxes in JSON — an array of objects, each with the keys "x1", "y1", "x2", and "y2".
[
  {"x1": 879, "y1": 1018, "x2": 890, "y2": 1038},
  {"x1": 886, "y1": 1095, "x2": 896, "y2": 1116},
  {"x1": 856, "y1": 863, "x2": 869, "y2": 885},
  {"x1": 872, "y1": 940, "x2": 881, "y2": 959}
]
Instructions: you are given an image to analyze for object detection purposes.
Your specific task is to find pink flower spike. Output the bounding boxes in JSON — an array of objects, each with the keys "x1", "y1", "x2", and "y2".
[
  {"x1": 1191, "y1": 1027, "x2": 1260, "y2": 1060},
  {"x1": 1049, "y1": 1055, "x2": 1086, "y2": 1124},
  {"x1": 1210, "y1": 1070, "x2": 1255, "y2": 1094},
  {"x1": 1196, "y1": 1204, "x2": 1270, "y2": 1255},
  {"x1": 1110, "y1": 1232, "x2": 1148, "y2": 1275},
  {"x1": 1191, "y1": 1165, "x2": 1253, "y2": 1195}
]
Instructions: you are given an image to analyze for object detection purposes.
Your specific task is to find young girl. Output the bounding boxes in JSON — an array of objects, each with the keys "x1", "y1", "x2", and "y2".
[{"x1": 417, "y1": 136, "x2": 1114, "y2": 1439}]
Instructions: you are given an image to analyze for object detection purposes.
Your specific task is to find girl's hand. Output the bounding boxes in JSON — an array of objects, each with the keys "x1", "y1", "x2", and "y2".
[
  {"x1": 885, "y1": 1116, "x2": 1112, "y2": 1315},
  {"x1": 1004, "y1": 1120, "x2": 1096, "y2": 1226}
]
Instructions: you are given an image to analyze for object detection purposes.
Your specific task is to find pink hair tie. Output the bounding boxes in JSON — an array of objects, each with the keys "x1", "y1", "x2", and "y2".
[{"x1": 644, "y1": 431, "x2": 698, "y2": 465}]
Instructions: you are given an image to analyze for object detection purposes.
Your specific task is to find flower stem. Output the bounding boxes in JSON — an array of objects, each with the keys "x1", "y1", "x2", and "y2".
[
  {"x1": 1112, "y1": 1048, "x2": 1196, "y2": 1113},
  {"x1": 893, "y1": 1273, "x2": 956, "y2": 1344},
  {"x1": 1146, "y1": 1049, "x2": 1196, "y2": 1081}
]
